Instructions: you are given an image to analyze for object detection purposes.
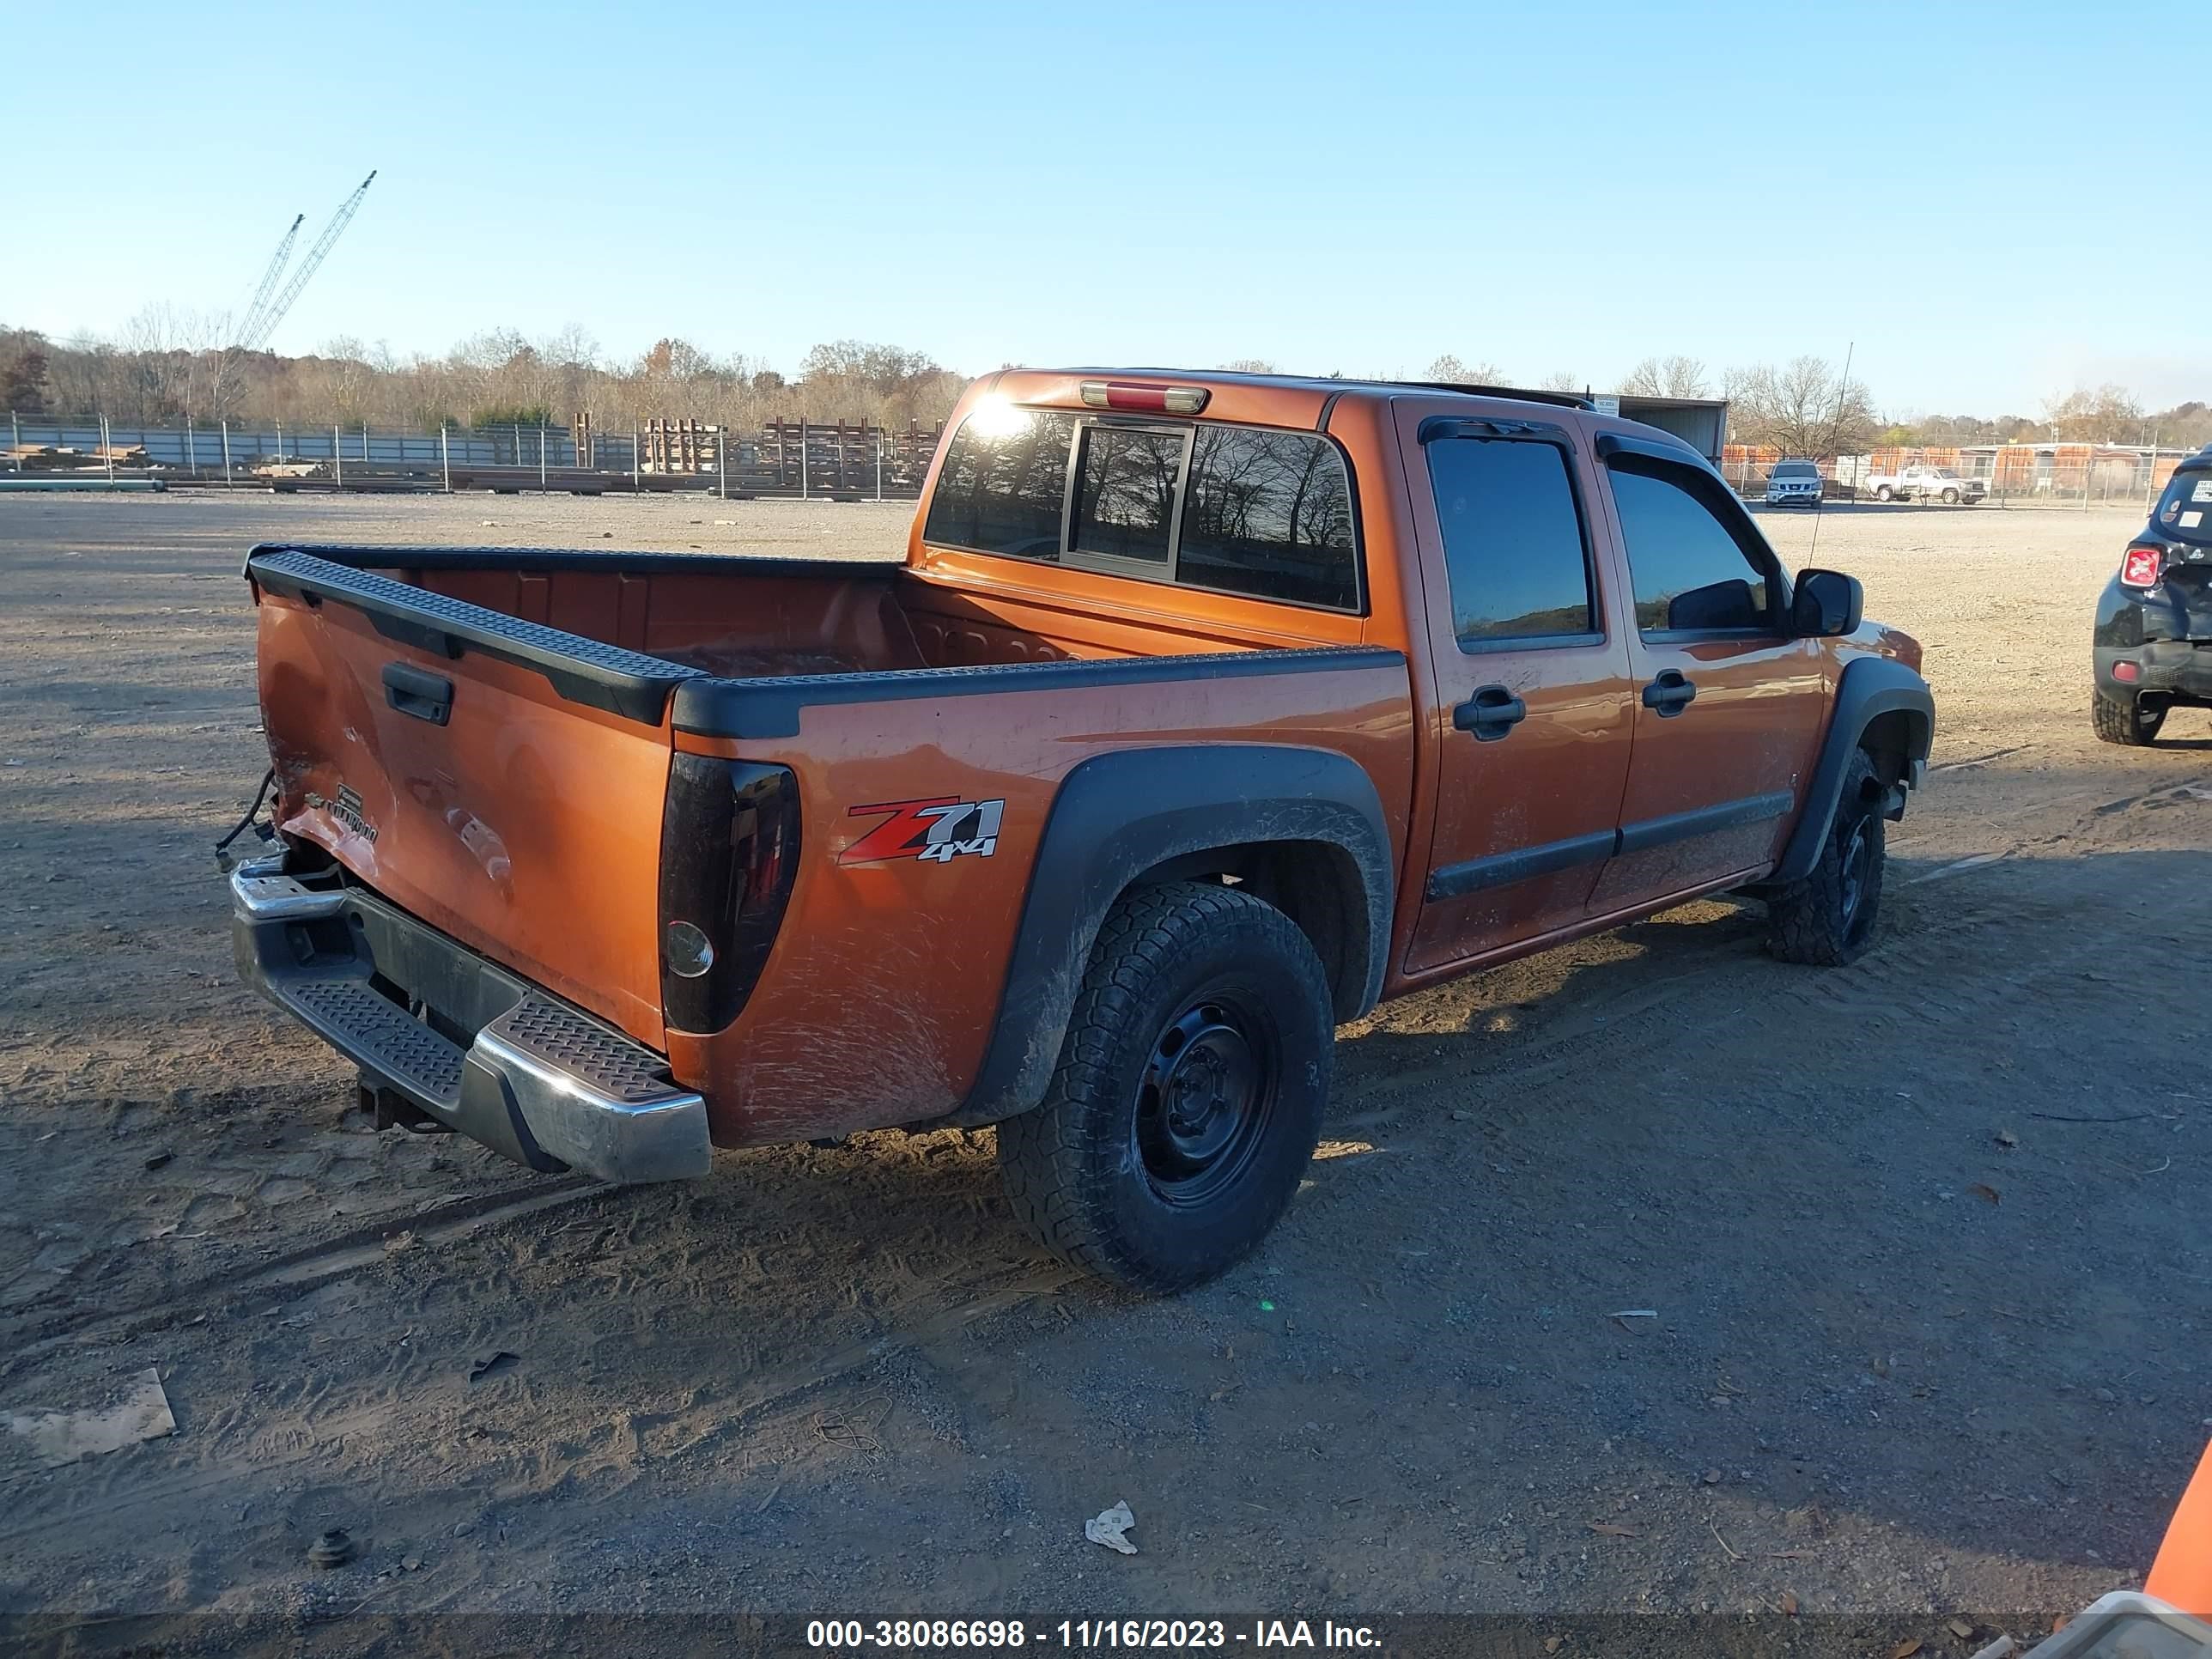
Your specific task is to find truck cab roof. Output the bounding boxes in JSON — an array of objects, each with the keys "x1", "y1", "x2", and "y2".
[
  {"x1": 1048, "y1": 366, "x2": 1594, "y2": 412},
  {"x1": 982, "y1": 368, "x2": 1600, "y2": 438}
]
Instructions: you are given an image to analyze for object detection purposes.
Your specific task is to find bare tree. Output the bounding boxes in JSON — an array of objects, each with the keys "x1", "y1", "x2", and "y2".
[
  {"x1": 1218, "y1": 358, "x2": 1278, "y2": 374},
  {"x1": 2041, "y1": 383, "x2": 2145, "y2": 444},
  {"x1": 1425, "y1": 354, "x2": 1503, "y2": 385},
  {"x1": 1724, "y1": 356, "x2": 1876, "y2": 459},
  {"x1": 1538, "y1": 370, "x2": 1583, "y2": 394},
  {"x1": 1619, "y1": 355, "x2": 1710, "y2": 398}
]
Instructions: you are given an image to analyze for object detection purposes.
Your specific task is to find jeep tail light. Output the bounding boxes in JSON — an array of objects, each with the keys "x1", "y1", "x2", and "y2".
[
  {"x1": 2112, "y1": 660, "x2": 2142, "y2": 683},
  {"x1": 659, "y1": 757, "x2": 802, "y2": 1034},
  {"x1": 1079, "y1": 379, "x2": 1209, "y2": 415},
  {"x1": 2121, "y1": 544, "x2": 2166, "y2": 587}
]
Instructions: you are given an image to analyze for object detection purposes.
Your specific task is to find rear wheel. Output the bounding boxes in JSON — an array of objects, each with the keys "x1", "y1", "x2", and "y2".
[
  {"x1": 1874, "y1": 484, "x2": 1894, "y2": 502},
  {"x1": 996, "y1": 882, "x2": 1332, "y2": 1293},
  {"x1": 1766, "y1": 750, "x2": 1887, "y2": 967},
  {"x1": 2092, "y1": 691, "x2": 2166, "y2": 745}
]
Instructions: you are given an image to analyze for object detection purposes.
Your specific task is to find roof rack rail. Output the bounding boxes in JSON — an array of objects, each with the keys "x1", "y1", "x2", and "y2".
[{"x1": 1398, "y1": 380, "x2": 1594, "y2": 411}]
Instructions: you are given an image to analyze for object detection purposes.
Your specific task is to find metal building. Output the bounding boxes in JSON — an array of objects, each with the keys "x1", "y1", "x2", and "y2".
[{"x1": 1601, "y1": 394, "x2": 1729, "y2": 464}]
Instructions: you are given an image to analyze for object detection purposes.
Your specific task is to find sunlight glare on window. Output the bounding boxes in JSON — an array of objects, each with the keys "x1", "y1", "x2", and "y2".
[{"x1": 963, "y1": 394, "x2": 1030, "y2": 440}]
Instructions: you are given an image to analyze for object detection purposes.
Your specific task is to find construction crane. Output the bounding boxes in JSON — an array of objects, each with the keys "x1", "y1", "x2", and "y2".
[
  {"x1": 233, "y1": 212, "x2": 303, "y2": 351},
  {"x1": 234, "y1": 170, "x2": 377, "y2": 354}
]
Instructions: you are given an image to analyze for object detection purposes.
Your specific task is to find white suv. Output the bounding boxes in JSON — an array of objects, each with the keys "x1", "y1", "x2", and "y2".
[{"x1": 1765, "y1": 460, "x2": 1823, "y2": 507}]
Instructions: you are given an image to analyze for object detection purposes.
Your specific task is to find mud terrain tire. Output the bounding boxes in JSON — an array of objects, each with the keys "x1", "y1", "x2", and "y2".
[
  {"x1": 1766, "y1": 750, "x2": 1887, "y2": 967},
  {"x1": 997, "y1": 881, "x2": 1331, "y2": 1293},
  {"x1": 2091, "y1": 692, "x2": 2165, "y2": 746}
]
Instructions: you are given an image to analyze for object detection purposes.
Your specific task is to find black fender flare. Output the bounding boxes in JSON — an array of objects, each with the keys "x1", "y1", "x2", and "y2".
[
  {"x1": 950, "y1": 744, "x2": 1393, "y2": 1127},
  {"x1": 1760, "y1": 656, "x2": 1935, "y2": 888}
]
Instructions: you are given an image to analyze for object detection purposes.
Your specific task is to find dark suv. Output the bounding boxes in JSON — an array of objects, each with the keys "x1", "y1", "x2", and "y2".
[{"x1": 2094, "y1": 444, "x2": 2212, "y2": 744}]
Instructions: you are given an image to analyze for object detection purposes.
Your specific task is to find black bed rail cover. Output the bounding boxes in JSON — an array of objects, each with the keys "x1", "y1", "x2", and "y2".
[
  {"x1": 244, "y1": 541, "x2": 902, "y2": 578},
  {"x1": 246, "y1": 547, "x2": 701, "y2": 725},
  {"x1": 672, "y1": 646, "x2": 1408, "y2": 739}
]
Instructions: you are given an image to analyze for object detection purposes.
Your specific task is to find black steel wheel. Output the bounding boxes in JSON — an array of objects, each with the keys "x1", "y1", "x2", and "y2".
[
  {"x1": 1134, "y1": 993, "x2": 1280, "y2": 1206},
  {"x1": 997, "y1": 881, "x2": 1332, "y2": 1293}
]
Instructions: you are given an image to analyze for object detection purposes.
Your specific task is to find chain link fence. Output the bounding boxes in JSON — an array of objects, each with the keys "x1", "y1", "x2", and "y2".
[
  {"x1": 3, "y1": 412, "x2": 944, "y2": 498},
  {"x1": 1723, "y1": 441, "x2": 2192, "y2": 508}
]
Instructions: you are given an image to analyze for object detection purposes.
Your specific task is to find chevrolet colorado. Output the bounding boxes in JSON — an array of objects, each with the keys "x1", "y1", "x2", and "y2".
[{"x1": 226, "y1": 368, "x2": 1934, "y2": 1290}]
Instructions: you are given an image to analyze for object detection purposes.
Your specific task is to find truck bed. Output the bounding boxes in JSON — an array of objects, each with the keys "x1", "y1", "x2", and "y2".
[
  {"x1": 266, "y1": 541, "x2": 1315, "y2": 684},
  {"x1": 242, "y1": 540, "x2": 1412, "y2": 1126}
]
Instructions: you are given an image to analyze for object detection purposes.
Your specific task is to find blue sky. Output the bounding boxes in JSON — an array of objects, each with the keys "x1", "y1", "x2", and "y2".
[{"x1": 7, "y1": 0, "x2": 2207, "y2": 416}]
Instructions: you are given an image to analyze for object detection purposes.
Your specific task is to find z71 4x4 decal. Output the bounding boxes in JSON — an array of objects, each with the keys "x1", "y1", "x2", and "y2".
[{"x1": 841, "y1": 796, "x2": 1006, "y2": 866}]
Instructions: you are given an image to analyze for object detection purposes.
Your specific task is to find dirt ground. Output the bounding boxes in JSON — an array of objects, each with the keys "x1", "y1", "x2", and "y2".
[{"x1": 2, "y1": 489, "x2": 2208, "y2": 1656}]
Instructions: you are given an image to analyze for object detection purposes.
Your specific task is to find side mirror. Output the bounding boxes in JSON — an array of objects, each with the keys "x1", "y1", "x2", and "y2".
[{"x1": 1792, "y1": 568, "x2": 1863, "y2": 637}]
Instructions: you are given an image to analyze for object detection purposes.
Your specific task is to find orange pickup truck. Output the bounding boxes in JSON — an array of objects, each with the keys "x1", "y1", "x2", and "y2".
[{"x1": 227, "y1": 369, "x2": 1932, "y2": 1290}]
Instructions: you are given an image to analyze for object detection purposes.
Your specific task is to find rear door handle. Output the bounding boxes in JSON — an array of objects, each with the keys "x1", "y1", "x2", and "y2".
[
  {"x1": 1454, "y1": 684, "x2": 1528, "y2": 741},
  {"x1": 382, "y1": 662, "x2": 453, "y2": 726},
  {"x1": 1641, "y1": 670, "x2": 1698, "y2": 717}
]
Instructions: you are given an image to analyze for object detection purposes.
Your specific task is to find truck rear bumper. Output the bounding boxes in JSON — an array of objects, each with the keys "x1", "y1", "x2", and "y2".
[{"x1": 228, "y1": 859, "x2": 710, "y2": 1183}]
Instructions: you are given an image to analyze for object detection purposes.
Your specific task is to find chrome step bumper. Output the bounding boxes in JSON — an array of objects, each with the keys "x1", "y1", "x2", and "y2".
[{"x1": 228, "y1": 860, "x2": 710, "y2": 1183}]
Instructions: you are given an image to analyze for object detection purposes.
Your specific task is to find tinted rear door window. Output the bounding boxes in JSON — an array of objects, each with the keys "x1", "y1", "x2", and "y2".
[
  {"x1": 921, "y1": 408, "x2": 1075, "y2": 560},
  {"x1": 1607, "y1": 462, "x2": 1776, "y2": 633},
  {"x1": 1177, "y1": 428, "x2": 1359, "y2": 610},
  {"x1": 1426, "y1": 437, "x2": 1595, "y2": 645}
]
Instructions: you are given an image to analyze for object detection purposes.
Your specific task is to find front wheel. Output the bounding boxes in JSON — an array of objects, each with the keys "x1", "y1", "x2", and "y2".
[
  {"x1": 996, "y1": 881, "x2": 1332, "y2": 1293},
  {"x1": 1766, "y1": 751, "x2": 1887, "y2": 967},
  {"x1": 1942, "y1": 488, "x2": 1960, "y2": 503},
  {"x1": 2092, "y1": 692, "x2": 2166, "y2": 746}
]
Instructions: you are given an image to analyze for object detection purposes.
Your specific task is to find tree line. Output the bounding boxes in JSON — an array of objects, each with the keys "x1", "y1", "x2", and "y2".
[
  {"x1": 0, "y1": 313, "x2": 967, "y2": 435},
  {"x1": 3, "y1": 315, "x2": 2204, "y2": 459},
  {"x1": 1417, "y1": 351, "x2": 2210, "y2": 457}
]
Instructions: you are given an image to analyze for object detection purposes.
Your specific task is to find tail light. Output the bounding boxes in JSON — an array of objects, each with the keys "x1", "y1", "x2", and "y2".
[
  {"x1": 1079, "y1": 379, "x2": 1209, "y2": 415},
  {"x1": 659, "y1": 757, "x2": 801, "y2": 1033},
  {"x1": 2121, "y1": 544, "x2": 2166, "y2": 588}
]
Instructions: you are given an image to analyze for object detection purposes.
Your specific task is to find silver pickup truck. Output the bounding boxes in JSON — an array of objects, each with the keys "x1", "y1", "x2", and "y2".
[{"x1": 1867, "y1": 465, "x2": 1986, "y2": 504}]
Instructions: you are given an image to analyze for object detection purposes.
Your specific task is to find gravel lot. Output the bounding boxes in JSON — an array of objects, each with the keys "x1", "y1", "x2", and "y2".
[{"x1": 2, "y1": 489, "x2": 2207, "y2": 1656}]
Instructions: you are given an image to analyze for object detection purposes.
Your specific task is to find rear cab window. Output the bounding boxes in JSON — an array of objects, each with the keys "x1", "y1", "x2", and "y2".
[
  {"x1": 2155, "y1": 468, "x2": 2212, "y2": 546},
  {"x1": 921, "y1": 403, "x2": 1362, "y2": 612},
  {"x1": 919, "y1": 408, "x2": 1074, "y2": 561},
  {"x1": 1070, "y1": 426, "x2": 1181, "y2": 568}
]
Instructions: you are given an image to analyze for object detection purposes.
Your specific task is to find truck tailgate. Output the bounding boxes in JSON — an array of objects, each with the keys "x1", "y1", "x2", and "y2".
[{"x1": 250, "y1": 550, "x2": 694, "y2": 1047}]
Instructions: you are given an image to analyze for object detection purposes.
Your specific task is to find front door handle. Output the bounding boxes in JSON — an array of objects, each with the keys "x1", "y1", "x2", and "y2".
[
  {"x1": 1641, "y1": 670, "x2": 1698, "y2": 717},
  {"x1": 1454, "y1": 684, "x2": 1528, "y2": 741}
]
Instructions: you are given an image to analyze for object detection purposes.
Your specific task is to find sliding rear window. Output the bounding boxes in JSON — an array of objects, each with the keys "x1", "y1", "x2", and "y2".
[
  {"x1": 922, "y1": 404, "x2": 1361, "y2": 612},
  {"x1": 1071, "y1": 426, "x2": 1182, "y2": 567}
]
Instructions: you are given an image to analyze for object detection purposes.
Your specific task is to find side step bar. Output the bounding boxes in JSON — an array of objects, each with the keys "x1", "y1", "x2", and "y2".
[{"x1": 230, "y1": 860, "x2": 710, "y2": 1183}]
